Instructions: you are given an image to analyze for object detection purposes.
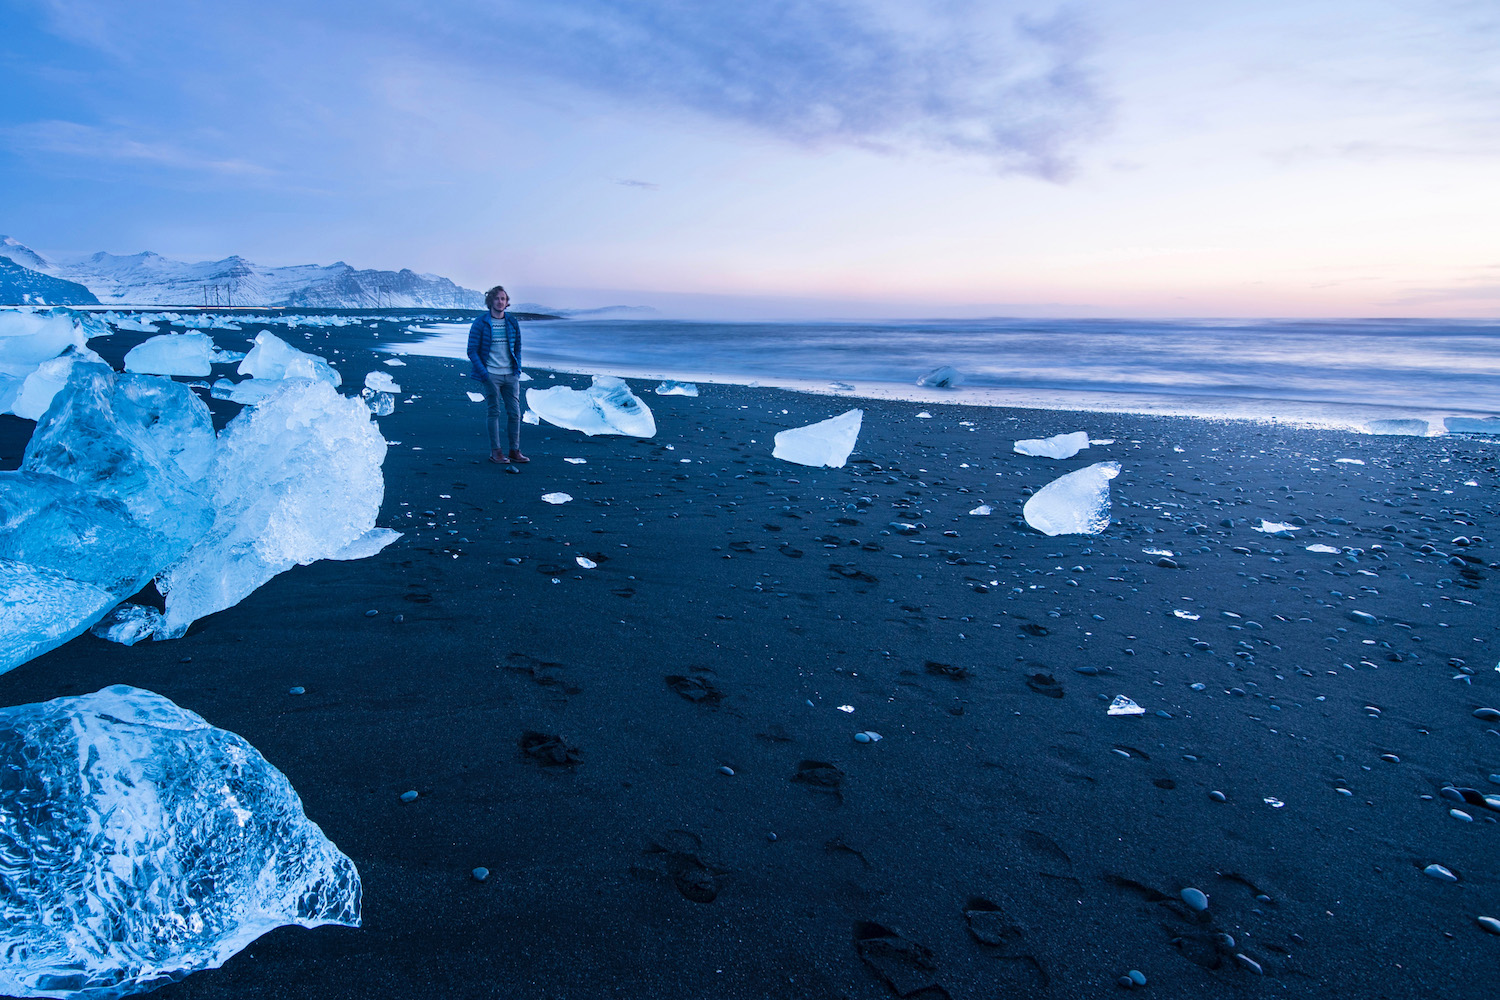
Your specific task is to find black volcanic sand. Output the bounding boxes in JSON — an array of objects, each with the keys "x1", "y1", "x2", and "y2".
[{"x1": 2, "y1": 316, "x2": 1498, "y2": 999}]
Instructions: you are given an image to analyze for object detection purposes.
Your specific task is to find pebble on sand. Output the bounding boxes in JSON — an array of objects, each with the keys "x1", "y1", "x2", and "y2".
[
  {"x1": 1478, "y1": 916, "x2": 1500, "y2": 935},
  {"x1": 1209, "y1": 790, "x2": 1227, "y2": 803},
  {"x1": 718, "y1": 765, "x2": 735, "y2": 776},
  {"x1": 1474, "y1": 708, "x2": 1500, "y2": 722},
  {"x1": 471, "y1": 867, "x2": 489, "y2": 882},
  {"x1": 399, "y1": 790, "x2": 419, "y2": 802},
  {"x1": 288, "y1": 686, "x2": 305, "y2": 695},
  {"x1": 1423, "y1": 864, "x2": 1458, "y2": 882},
  {"x1": 1181, "y1": 887, "x2": 1209, "y2": 912}
]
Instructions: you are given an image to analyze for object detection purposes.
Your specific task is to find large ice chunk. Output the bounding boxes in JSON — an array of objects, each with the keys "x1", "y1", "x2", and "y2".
[
  {"x1": 0, "y1": 685, "x2": 361, "y2": 999},
  {"x1": 0, "y1": 310, "x2": 108, "y2": 418},
  {"x1": 1445, "y1": 415, "x2": 1500, "y2": 435},
  {"x1": 1014, "y1": 431, "x2": 1090, "y2": 459},
  {"x1": 1363, "y1": 418, "x2": 1429, "y2": 436},
  {"x1": 156, "y1": 380, "x2": 387, "y2": 637},
  {"x1": 654, "y1": 380, "x2": 698, "y2": 396},
  {"x1": 773, "y1": 409, "x2": 863, "y2": 468},
  {"x1": 23, "y1": 366, "x2": 215, "y2": 550},
  {"x1": 526, "y1": 375, "x2": 656, "y2": 437},
  {"x1": 1023, "y1": 461, "x2": 1121, "y2": 535},
  {"x1": 237, "y1": 331, "x2": 342, "y2": 387},
  {"x1": 0, "y1": 558, "x2": 118, "y2": 676},
  {"x1": 123, "y1": 332, "x2": 216, "y2": 377}
]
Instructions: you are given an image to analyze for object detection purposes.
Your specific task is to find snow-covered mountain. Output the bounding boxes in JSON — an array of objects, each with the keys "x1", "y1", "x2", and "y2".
[
  {"x1": 0, "y1": 236, "x2": 483, "y2": 309},
  {"x1": 0, "y1": 256, "x2": 100, "y2": 306}
]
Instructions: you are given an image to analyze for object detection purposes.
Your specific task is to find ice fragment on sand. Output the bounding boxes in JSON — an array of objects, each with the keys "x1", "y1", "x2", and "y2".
[
  {"x1": 1363, "y1": 418, "x2": 1430, "y2": 436},
  {"x1": 1013, "y1": 431, "x2": 1089, "y2": 459},
  {"x1": 542, "y1": 492, "x2": 572, "y2": 505},
  {"x1": 465, "y1": 391, "x2": 484, "y2": 403},
  {"x1": 124, "y1": 333, "x2": 216, "y2": 377},
  {"x1": 0, "y1": 685, "x2": 360, "y2": 999},
  {"x1": 88, "y1": 603, "x2": 164, "y2": 646},
  {"x1": 1173, "y1": 610, "x2": 1200, "y2": 620},
  {"x1": 1255, "y1": 520, "x2": 1299, "y2": 535},
  {"x1": 0, "y1": 559, "x2": 117, "y2": 675},
  {"x1": 237, "y1": 331, "x2": 341, "y2": 387},
  {"x1": 915, "y1": 411, "x2": 933, "y2": 419},
  {"x1": 564, "y1": 457, "x2": 585, "y2": 464},
  {"x1": 363, "y1": 371, "x2": 400, "y2": 393},
  {"x1": 916, "y1": 365, "x2": 963, "y2": 388},
  {"x1": 526, "y1": 376, "x2": 656, "y2": 437},
  {"x1": 1306, "y1": 543, "x2": 1341, "y2": 554},
  {"x1": 361, "y1": 389, "x2": 394, "y2": 416},
  {"x1": 968, "y1": 504, "x2": 992, "y2": 516},
  {"x1": 1023, "y1": 461, "x2": 1120, "y2": 536},
  {"x1": 1445, "y1": 416, "x2": 1500, "y2": 434},
  {"x1": 772, "y1": 409, "x2": 862, "y2": 468},
  {"x1": 0, "y1": 309, "x2": 108, "y2": 419},
  {"x1": 1335, "y1": 457, "x2": 1364, "y2": 464},
  {"x1": 326, "y1": 528, "x2": 402, "y2": 561},
  {"x1": 523, "y1": 409, "x2": 539, "y2": 424},
  {"x1": 156, "y1": 380, "x2": 387, "y2": 638},
  {"x1": 654, "y1": 380, "x2": 699, "y2": 396},
  {"x1": 1107, "y1": 695, "x2": 1145, "y2": 716},
  {"x1": 382, "y1": 357, "x2": 406, "y2": 366},
  {"x1": 211, "y1": 378, "x2": 286, "y2": 405},
  {"x1": 575, "y1": 556, "x2": 596, "y2": 569}
]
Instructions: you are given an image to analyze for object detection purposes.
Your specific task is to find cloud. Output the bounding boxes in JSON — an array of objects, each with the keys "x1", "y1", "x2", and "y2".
[{"x1": 1, "y1": 121, "x2": 274, "y2": 177}]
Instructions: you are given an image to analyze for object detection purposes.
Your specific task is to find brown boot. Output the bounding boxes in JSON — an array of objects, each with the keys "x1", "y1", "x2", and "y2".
[
  {"x1": 509, "y1": 450, "x2": 531, "y2": 464},
  {"x1": 489, "y1": 449, "x2": 511, "y2": 464}
]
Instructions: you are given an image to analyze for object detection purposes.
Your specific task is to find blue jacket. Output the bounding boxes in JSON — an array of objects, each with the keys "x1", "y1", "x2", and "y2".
[{"x1": 466, "y1": 312, "x2": 522, "y2": 381}]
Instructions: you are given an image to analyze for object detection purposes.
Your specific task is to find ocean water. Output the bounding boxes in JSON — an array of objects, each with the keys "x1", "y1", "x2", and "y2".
[{"x1": 391, "y1": 317, "x2": 1500, "y2": 430}]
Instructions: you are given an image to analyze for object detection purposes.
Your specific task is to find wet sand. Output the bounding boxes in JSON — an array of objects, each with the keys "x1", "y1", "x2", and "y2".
[{"x1": 2, "y1": 320, "x2": 1497, "y2": 998}]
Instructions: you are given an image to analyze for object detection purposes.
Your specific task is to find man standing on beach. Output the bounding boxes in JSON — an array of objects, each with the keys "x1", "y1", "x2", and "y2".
[{"x1": 467, "y1": 285, "x2": 528, "y2": 464}]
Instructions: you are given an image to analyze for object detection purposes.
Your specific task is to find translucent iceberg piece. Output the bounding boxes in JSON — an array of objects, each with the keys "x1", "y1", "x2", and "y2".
[
  {"x1": 1107, "y1": 695, "x2": 1145, "y2": 716},
  {"x1": 88, "y1": 603, "x2": 164, "y2": 645},
  {"x1": 526, "y1": 375, "x2": 656, "y2": 437},
  {"x1": 363, "y1": 370, "x2": 400, "y2": 393},
  {"x1": 1254, "y1": 519, "x2": 1299, "y2": 535},
  {"x1": 1014, "y1": 431, "x2": 1089, "y2": 459},
  {"x1": 523, "y1": 408, "x2": 539, "y2": 425},
  {"x1": 465, "y1": 391, "x2": 484, "y2": 403},
  {"x1": 916, "y1": 365, "x2": 963, "y2": 388},
  {"x1": 23, "y1": 366, "x2": 215, "y2": 551},
  {"x1": 157, "y1": 380, "x2": 387, "y2": 638},
  {"x1": 1306, "y1": 543, "x2": 1341, "y2": 554},
  {"x1": 1445, "y1": 415, "x2": 1500, "y2": 435},
  {"x1": 0, "y1": 310, "x2": 107, "y2": 418},
  {"x1": 1023, "y1": 461, "x2": 1121, "y2": 536},
  {"x1": 773, "y1": 409, "x2": 863, "y2": 468},
  {"x1": 237, "y1": 330, "x2": 341, "y2": 387},
  {"x1": 211, "y1": 378, "x2": 286, "y2": 405},
  {"x1": 0, "y1": 558, "x2": 117, "y2": 676},
  {"x1": 542, "y1": 492, "x2": 572, "y2": 504},
  {"x1": 361, "y1": 388, "x2": 395, "y2": 416},
  {"x1": 968, "y1": 504, "x2": 993, "y2": 515},
  {"x1": 10, "y1": 347, "x2": 108, "y2": 422},
  {"x1": 326, "y1": 527, "x2": 402, "y2": 561},
  {"x1": 0, "y1": 472, "x2": 166, "y2": 596},
  {"x1": 1363, "y1": 418, "x2": 1429, "y2": 436},
  {"x1": 0, "y1": 685, "x2": 361, "y2": 999},
  {"x1": 123, "y1": 332, "x2": 215, "y2": 377},
  {"x1": 654, "y1": 380, "x2": 699, "y2": 396}
]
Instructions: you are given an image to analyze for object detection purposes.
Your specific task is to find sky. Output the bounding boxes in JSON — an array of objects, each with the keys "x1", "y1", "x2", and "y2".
[{"x1": 1, "y1": 0, "x2": 1497, "y2": 318}]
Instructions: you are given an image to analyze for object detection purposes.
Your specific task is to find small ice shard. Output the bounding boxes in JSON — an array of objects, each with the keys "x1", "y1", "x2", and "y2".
[
  {"x1": 210, "y1": 348, "x2": 246, "y2": 364},
  {"x1": 364, "y1": 371, "x2": 400, "y2": 393},
  {"x1": 1173, "y1": 610, "x2": 1200, "y2": 620},
  {"x1": 212, "y1": 378, "x2": 285, "y2": 405},
  {"x1": 1014, "y1": 431, "x2": 1090, "y2": 459},
  {"x1": 0, "y1": 685, "x2": 361, "y2": 998},
  {"x1": 1090, "y1": 438, "x2": 1115, "y2": 445},
  {"x1": 968, "y1": 504, "x2": 993, "y2": 516},
  {"x1": 1445, "y1": 416, "x2": 1500, "y2": 434},
  {"x1": 1254, "y1": 520, "x2": 1299, "y2": 535},
  {"x1": 772, "y1": 409, "x2": 863, "y2": 468},
  {"x1": 1107, "y1": 695, "x2": 1145, "y2": 716},
  {"x1": 1364, "y1": 418, "x2": 1429, "y2": 436},
  {"x1": 124, "y1": 332, "x2": 216, "y2": 377},
  {"x1": 1334, "y1": 458, "x2": 1364, "y2": 465},
  {"x1": 916, "y1": 365, "x2": 963, "y2": 388},
  {"x1": 238, "y1": 330, "x2": 341, "y2": 387},
  {"x1": 1306, "y1": 543, "x2": 1341, "y2": 554},
  {"x1": 828, "y1": 381, "x2": 854, "y2": 391},
  {"x1": 526, "y1": 376, "x2": 656, "y2": 437},
  {"x1": 1023, "y1": 461, "x2": 1121, "y2": 536},
  {"x1": 523, "y1": 409, "x2": 540, "y2": 425},
  {"x1": 1264, "y1": 797, "x2": 1285, "y2": 808},
  {"x1": 837, "y1": 704, "x2": 855, "y2": 713},
  {"x1": 915, "y1": 411, "x2": 933, "y2": 419},
  {"x1": 564, "y1": 457, "x2": 586, "y2": 464},
  {"x1": 575, "y1": 556, "x2": 597, "y2": 569},
  {"x1": 326, "y1": 527, "x2": 402, "y2": 561},
  {"x1": 361, "y1": 389, "x2": 394, "y2": 416},
  {"x1": 382, "y1": 357, "x2": 406, "y2": 366},
  {"x1": 542, "y1": 492, "x2": 572, "y2": 504},
  {"x1": 466, "y1": 391, "x2": 484, "y2": 403},
  {"x1": 1143, "y1": 548, "x2": 1174, "y2": 557},
  {"x1": 654, "y1": 380, "x2": 699, "y2": 396},
  {"x1": 109, "y1": 314, "x2": 160, "y2": 333},
  {"x1": 156, "y1": 381, "x2": 387, "y2": 638},
  {"x1": 88, "y1": 603, "x2": 164, "y2": 645}
]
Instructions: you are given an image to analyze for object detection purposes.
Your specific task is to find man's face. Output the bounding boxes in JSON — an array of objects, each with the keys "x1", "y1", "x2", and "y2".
[{"x1": 491, "y1": 290, "x2": 509, "y2": 312}]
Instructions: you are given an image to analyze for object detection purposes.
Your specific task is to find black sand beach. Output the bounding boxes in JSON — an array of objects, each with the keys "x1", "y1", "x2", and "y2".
[{"x1": 2, "y1": 319, "x2": 1497, "y2": 999}]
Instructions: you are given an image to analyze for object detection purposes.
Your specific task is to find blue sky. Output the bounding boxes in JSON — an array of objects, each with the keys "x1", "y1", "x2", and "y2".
[{"x1": 2, "y1": 0, "x2": 1496, "y2": 317}]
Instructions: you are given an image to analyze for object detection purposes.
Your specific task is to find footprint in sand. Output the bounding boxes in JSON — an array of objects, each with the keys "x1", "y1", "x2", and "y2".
[
  {"x1": 635, "y1": 830, "x2": 730, "y2": 904},
  {"x1": 924, "y1": 660, "x2": 971, "y2": 680},
  {"x1": 664, "y1": 670, "x2": 724, "y2": 707},
  {"x1": 1025, "y1": 673, "x2": 1064, "y2": 698},
  {"x1": 963, "y1": 897, "x2": 1049, "y2": 988},
  {"x1": 853, "y1": 922, "x2": 946, "y2": 998},
  {"x1": 791, "y1": 760, "x2": 845, "y2": 803},
  {"x1": 518, "y1": 731, "x2": 581, "y2": 767},
  {"x1": 504, "y1": 652, "x2": 582, "y2": 697}
]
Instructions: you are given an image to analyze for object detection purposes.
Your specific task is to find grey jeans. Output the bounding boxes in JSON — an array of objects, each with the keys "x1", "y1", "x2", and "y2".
[{"x1": 482, "y1": 374, "x2": 522, "y2": 452}]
